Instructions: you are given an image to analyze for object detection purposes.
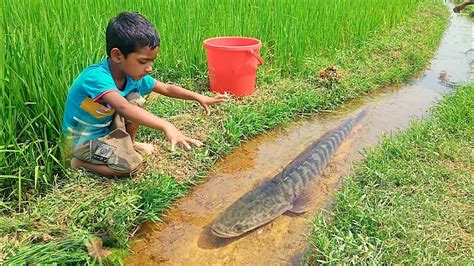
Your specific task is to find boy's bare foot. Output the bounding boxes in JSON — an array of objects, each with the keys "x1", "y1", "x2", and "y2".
[
  {"x1": 70, "y1": 157, "x2": 81, "y2": 169},
  {"x1": 133, "y1": 142, "x2": 156, "y2": 155}
]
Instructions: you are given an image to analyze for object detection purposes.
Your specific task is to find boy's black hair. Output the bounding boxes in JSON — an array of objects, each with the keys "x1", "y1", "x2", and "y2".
[{"x1": 106, "y1": 12, "x2": 160, "y2": 58}]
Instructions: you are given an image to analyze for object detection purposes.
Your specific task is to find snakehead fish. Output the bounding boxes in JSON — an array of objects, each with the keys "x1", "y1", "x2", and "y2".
[{"x1": 211, "y1": 111, "x2": 366, "y2": 238}]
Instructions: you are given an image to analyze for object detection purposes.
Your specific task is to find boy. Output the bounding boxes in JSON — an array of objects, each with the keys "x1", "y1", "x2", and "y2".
[{"x1": 62, "y1": 12, "x2": 227, "y2": 177}]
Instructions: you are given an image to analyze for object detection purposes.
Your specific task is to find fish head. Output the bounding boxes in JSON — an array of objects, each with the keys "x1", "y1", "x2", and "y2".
[
  {"x1": 211, "y1": 220, "x2": 248, "y2": 238},
  {"x1": 211, "y1": 195, "x2": 272, "y2": 238}
]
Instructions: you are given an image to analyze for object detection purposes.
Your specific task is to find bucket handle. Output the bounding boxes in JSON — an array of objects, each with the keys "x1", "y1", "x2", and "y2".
[{"x1": 249, "y1": 50, "x2": 264, "y2": 65}]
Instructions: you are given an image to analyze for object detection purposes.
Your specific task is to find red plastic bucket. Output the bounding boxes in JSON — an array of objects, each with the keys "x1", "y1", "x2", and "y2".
[{"x1": 203, "y1": 37, "x2": 264, "y2": 97}]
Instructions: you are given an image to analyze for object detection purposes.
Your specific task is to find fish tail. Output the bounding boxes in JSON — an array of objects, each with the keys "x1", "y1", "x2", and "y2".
[
  {"x1": 352, "y1": 109, "x2": 367, "y2": 124},
  {"x1": 326, "y1": 110, "x2": 366, "y2": 154}
]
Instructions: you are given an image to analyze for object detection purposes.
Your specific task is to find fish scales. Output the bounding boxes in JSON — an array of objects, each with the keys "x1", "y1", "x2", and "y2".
[
  {"x1": 316, "y1": 148, "x2": 328, "y2": 166},
  {"x1": 310, "y1": 152, "x2": 324, "y2": 174},
  {"x1": 211, "y1": 111, "x2": 366, "y2": 238},
  {"x1": 291, "y1": 167, "x2": 306, "y2": 192}
]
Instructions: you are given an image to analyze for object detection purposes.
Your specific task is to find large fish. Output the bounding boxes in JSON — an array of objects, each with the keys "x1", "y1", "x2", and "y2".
[{"x1": 211, "y1": 111, "x2": 366, "y2": 238}]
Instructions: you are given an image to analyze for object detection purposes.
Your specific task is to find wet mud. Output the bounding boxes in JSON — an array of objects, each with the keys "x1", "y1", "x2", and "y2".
[{"x1": 126, "y1": 8, "x2": 472, "y2": 265}]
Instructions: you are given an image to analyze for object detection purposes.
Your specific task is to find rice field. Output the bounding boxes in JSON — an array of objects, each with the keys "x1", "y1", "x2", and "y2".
[{"x1": 0, "y1": 0, "x2": 423, "y2": 207}]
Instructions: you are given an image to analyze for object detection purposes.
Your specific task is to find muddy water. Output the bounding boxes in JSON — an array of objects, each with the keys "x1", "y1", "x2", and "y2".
[{"x1": 126, "y1": 7, "x2": 472, "y2": 265}]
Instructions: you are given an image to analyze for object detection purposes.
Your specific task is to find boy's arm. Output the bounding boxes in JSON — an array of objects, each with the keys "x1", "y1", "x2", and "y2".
[
  {"x1": 152, "y1": 79, "x2": 228, "y2": 115},
  {"x1": 102, "y1": 91, "x2": 202, "y2": 150},
  {"x1": 153, "y1": 80, "x2": 205, "y2": 101}
]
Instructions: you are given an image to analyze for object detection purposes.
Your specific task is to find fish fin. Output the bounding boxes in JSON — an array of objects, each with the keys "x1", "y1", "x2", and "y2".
[{"x1": 288, "y1": 187, "x2": 317, "y2": 214}]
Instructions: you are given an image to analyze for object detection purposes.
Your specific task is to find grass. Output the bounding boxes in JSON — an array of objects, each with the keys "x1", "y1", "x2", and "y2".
[
  {"x1": 1, "y1": 0, "x2": 451, "y2": 264},
  {"x1": 303, "y1": 84, "x2": 473, "y2": 264},
  {"x1": 463, "y1": 5, "x2": 474, "y2": 17}
]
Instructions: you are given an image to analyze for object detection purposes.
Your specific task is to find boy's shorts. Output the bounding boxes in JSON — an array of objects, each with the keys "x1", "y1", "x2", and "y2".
[{"x1": 71, "y1": 93, "x2": 146, "y2": 174}]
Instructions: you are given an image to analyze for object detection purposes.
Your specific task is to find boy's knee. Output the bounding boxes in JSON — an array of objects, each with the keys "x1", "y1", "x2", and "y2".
[
  {"x1": 126, "y1": 92, "x2": 146, "y2": 107},
  {"x1": 124, "y1": 92, "x2": 146, "y2": 127}
]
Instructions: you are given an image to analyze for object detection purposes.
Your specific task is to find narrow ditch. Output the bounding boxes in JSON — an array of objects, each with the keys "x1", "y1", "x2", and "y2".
[{"x1": 126, "y1": 7, "x2": 472, "y2": 265}]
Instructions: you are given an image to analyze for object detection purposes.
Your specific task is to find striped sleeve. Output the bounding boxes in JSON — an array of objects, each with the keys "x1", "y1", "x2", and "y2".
[
  {"x1": 138, "y1": 75, "x2": 156, "y2": 96},
  {"x1": 82, "y1": 69, "x2": 118, "y2": 101}
]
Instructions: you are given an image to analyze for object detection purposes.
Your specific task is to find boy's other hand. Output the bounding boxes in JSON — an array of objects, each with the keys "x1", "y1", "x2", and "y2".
[
  {"x1": 163, "y1": 124, "x2": 203, "y2": 151},
  {"x1": 197, "y1": 94, "x2": 229, "y2": 115}
]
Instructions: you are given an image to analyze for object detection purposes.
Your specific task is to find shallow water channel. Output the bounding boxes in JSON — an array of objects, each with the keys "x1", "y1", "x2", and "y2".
[{"x1": 126, "y1": 7, "x2": 472, "y2": 265}]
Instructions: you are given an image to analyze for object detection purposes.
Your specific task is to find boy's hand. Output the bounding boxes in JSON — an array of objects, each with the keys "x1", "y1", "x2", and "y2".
[
  {"x1": 163, "y1": 123, "x2": 203, "y2": 151},
  {"x1": 197, "y1": 94, "x2": 229, "y2": 115}
]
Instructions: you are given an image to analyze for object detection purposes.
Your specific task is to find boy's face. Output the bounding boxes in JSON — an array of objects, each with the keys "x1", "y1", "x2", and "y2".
[{"x1": 112, "y1": 46, "x2": 159, "y2": 81}]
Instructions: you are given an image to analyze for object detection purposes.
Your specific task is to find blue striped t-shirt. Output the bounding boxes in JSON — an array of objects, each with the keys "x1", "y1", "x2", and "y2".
[{"x1": 62, "y1": 58, "x2": 155, "y2": 147}]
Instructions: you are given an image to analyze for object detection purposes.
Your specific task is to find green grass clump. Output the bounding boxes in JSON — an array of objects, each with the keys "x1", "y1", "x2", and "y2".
[{"x1": 304, "y1": 85, "x2": 473, "y2": 264}]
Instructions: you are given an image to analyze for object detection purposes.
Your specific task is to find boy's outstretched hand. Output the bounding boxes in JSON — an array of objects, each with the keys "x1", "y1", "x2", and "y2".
[
  {"x1": 163, "y1": 123, "x2": 203, "y2": 151},
  {"x1": 197, "y1": 94, "x2": 229, "y2": 115}
]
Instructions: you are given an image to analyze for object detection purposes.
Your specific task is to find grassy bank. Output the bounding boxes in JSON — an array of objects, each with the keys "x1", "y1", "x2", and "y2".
[
  {"x1": 1, "y1": 1, "x2": 449, "y2": 264},
  {"x1": 304, "y1": 84, "x2": 473, "y2": 264}
]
